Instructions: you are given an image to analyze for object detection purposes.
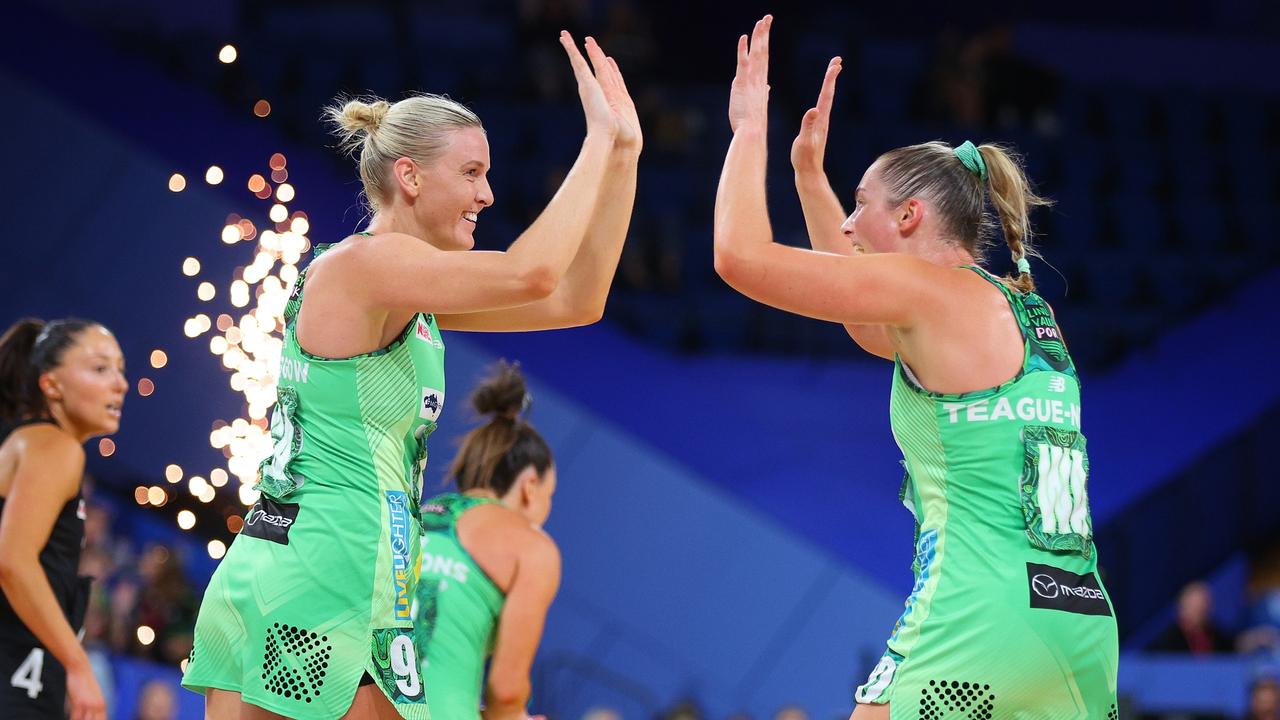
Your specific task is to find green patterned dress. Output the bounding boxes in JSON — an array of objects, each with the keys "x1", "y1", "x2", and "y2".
[
  {"x1": 413, "y1": 493, "x2": 506, "y2": 719},
  {"x1": 855, "y1": 267, "x2": 1119, "y2": 719},
  {"x1": 183, "y1": 238, "x2": 445, "y2": 719}
]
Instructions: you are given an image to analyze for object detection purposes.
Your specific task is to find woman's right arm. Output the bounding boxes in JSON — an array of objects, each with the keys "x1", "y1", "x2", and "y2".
[
  {"x1": 347, "y1": 33, "x2": 619, "y2": 317},
  {"x1": 0, "y1": 428, "x2": 105, "y2": 720},
  {"x1": 483, "y1": 532, "x2": 560, "y2": 720},
  {"x1": 790, "y1": 57, "x2": 895, "y2": 360}
]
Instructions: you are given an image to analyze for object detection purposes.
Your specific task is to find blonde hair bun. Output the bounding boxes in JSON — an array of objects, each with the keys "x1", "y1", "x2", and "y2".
[{"x1": 323, "y1": 93, "x2": 483, "y2": 212}]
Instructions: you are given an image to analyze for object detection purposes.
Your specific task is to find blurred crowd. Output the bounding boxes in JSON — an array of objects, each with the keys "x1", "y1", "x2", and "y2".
[
  {"x1": 1140, "y1": 540, "x2": 1280, "y2": 720},
  {"x1": 78, "y1": 479, "x2": 198, "y2": 720}
]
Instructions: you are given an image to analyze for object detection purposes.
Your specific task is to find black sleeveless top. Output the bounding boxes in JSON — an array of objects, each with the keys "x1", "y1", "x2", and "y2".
[{"x1": 0, "y1": 418, "x2": 90, "y2": 646}]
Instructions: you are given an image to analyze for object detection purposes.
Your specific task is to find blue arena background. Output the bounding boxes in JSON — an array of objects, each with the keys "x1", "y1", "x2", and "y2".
[{"x1": 2, "y1": 1, "x2": 1278, "y2": 718}]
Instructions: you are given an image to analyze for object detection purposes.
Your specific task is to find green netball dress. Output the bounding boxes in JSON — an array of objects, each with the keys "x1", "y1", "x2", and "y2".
[
  {"x1": 854, "y1": 267, "x2": 1119, "y2": 719},
  {"x1": 413, "y1": 493, "x2": 506, "y2": 719},
  {"x1": 183, "y1": 238, "x2": 446, "y2": 720}
]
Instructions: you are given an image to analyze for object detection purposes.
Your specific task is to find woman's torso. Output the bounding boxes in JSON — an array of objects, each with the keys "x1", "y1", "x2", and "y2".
[
  {"x1": 256, "y1": 240, "x2": 448, "y2": 516},
  {"x1": 887, "y1": 266, "x2": 1108, "y2": 654},
  {"x1": 414, "y1": 493, "x2": 507, "y2": 719},
  {"x1": 0, "y1": 419, "x2": 87, "y2": 645}
]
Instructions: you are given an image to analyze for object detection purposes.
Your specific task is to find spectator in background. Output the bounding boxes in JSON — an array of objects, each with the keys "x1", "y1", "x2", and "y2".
[
  {"x1": 134, "y1": 678, "x2": 177, "y2": 720},
  {"x1": 913, "y1": 26, "x2": 1060, "y2": 136},
  {"x1": 1150, "y1": 581, "x2": 1233, "y2": 654},
  {"x1": 659, "y1": 698, "x2": 704, "y2": 720},
  {"x1": 582, "y1": 708, "x2": 622, "y2": 720},
  {"x1": 134, "y1": 545, "x2": 197, "y2": 664},
  {"x1": 1240, "y1": 543, "x2": 1280, "y2": 661},
  {"x1": 1249, "y1": 678, "x2": 1280, "y2": 720},
  {"x1": 517, "y1": 0, "x2": 590, "y2": 101},
  {"x1": 774, "y1": 706, "x2": 808, "y2": 720},
  {"x1": 598, "y1": 0, "x2": 657, "y2": 88}
]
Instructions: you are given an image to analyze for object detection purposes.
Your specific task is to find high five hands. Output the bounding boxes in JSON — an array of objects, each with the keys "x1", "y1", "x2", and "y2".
[
  {"x1": 791, "y1": 56, "x2": 842, "y2": 176},
  {"x1": 559, "y1": 32, "x2": 643, "y2": 153},
  {"x1": 728, "y1": 14, "x2": 844, "y2": 173},
  {"x1": 728, "y1": 15, "x2": 773, "y2": 134}
]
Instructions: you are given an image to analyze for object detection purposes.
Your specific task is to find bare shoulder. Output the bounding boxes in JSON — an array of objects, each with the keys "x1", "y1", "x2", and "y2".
[
  {"x1": 456, "y1": 501, "x2": 526, "y2": 541},
  {"x1": 852, "y1": 253, "x2": 968, "y2": 293},
  {"x1": 14, "y1": 425, "x2": 84, "y2": 466},
  {"x1": 308, "y1": 233, "x2": 410, "y2": 268},
  {"x1": 463, "y1": 504, "x2": 559, "y2": 559},
  {"x1": 514, "y1": 524, "x2": 560, "y2": 592},
  {"x1": 341, "y1": 232, "x2": 435, "y2": 264},
  {"x1": 8, "y1": 425, "x2": 84, "y2": 498},
  {"x1": 520, "y1": 525, "x2": 560, "y2": 564}
]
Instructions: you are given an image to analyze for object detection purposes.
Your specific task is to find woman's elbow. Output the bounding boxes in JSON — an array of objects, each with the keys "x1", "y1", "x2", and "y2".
[
  {"x1": 0, "y1": 556, "x2": 25, "y2": 587},
  {"x1": 573, "y1": 301, "x2": 605, "y2": 327},
  {"x1": 486, "y1": 674, "x2": 531, "y2": 709},
  {"x1": 713, "y1": 241, "x2": 747, "y2": 285},
  {"x1": 518, "y1": 263, "x2": 560, "y2": 301}
]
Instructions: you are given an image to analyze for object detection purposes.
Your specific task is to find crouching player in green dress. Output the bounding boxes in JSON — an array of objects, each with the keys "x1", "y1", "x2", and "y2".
[{"x1": 414, "y1": 362, "x2": 559, "y2": 720}]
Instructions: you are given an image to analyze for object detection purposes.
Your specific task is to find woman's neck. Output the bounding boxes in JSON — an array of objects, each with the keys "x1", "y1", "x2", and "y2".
[
  {"x1": 462, "y1": 488, "x2": 501, "y2": 501},
  {"x1": 46, "y1": 404, "x2": 89, "y2": 444},
  {"x1": 364, "y1": 209, "x2": 428, "y2": 241},
  {"x1": 920, "y1": 242, "x2": 975, "y2": 268}
]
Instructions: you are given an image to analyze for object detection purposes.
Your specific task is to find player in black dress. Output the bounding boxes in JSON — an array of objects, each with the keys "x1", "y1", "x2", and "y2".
[{"x1": 0, "y1": 318, "x2": 126, "y2": 720}]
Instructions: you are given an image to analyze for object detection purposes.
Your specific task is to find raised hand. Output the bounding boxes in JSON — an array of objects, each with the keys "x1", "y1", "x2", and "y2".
[
  {"x1": 791, "y1": 56, "x2": 841, "y2": 175},
  {"x1": 728, "y1": 15, "x2": 773, "y2": 134},
  {"x1": 584, "y1": 37, "x2": 642, "y2": 153},
  {"x1": 560, "y1": 31, "x2": 619, "y2": 140}
]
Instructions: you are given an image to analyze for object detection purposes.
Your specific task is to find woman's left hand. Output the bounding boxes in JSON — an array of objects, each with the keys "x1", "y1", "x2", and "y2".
[
  {"x1": 727, "y1": 15, "x2": 773, "y2": 134},
  {"x1": 791, "y1": 56, "x2": 842, "y2": 176},
  {"x1": 584, "y1": 37, "x2": 643, "y2": 153},
  {"x1": 560, "y1": 31, "x2": 618, "y2": 141}
]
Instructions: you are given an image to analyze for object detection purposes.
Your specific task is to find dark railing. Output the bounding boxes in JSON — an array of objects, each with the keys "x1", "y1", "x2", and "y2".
[
  {"x1": 1096, "y1": 403, "x2": 1280, "y2": 644},
  {"x1": 532, "y1": 651, "x2": 663, "y2": 720}
]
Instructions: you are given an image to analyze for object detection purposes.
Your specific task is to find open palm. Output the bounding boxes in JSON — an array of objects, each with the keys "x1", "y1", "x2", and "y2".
[
  {"x1": 583, "y1": 38, "x2": 643, "y2": 152},
  {"x1": 560, "y1": 32, "x2": 618, "y2": 139},
  {"x1": 791, "y1": 57, "x2": 842, "y2": 174},
  {"x1": 728, "y1": 15, "x2": 773, "y2": 133}
]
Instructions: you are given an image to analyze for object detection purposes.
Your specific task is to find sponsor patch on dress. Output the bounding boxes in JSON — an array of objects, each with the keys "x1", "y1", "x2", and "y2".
[
  {"x1": 241, "y1": 497, "x2": 300, "y2": 545},
  {"x1": 1026, "y1": 562, "x2": 1111, "y2": 616},
  {"x1": 414, "y1": 316, "x2": 443, "y2": 349},
  {"x1": 386, "y1": 491, "x2": 413, "y2": 620},
  {"x1": 419, "y1": 387, "x2": 444, "y2": 422}
]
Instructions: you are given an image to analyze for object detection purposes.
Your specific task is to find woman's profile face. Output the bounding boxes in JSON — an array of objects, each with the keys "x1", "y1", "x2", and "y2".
[
  {"x1": 841, "y1": 161, "x2": 906, "y2": 256},
  {"x1": 524, "y1": 465, "x2": 557, "y2": 528},
  {"x1": 42, "y1": 326, "x2": 127, "y2": 437},
  {"x1": 412, "y1": 126, "x2": 494, "y2": 251}
]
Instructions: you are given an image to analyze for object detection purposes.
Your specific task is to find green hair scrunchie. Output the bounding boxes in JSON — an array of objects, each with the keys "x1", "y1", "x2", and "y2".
[{"x1": 953, "y1": 140, "x2": 988, "y2": 183}]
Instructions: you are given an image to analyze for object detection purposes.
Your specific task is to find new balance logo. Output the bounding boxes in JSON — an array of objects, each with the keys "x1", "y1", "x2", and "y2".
[{"x1": 1048, "y1": 376, "x2": 1066, "y2": 393}]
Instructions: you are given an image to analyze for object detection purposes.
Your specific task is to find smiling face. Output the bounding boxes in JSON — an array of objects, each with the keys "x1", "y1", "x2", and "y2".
[
  {"x1": 409, "y1": 126, "x2": 494, "y2": 251},
  {"x1": 39, "y1": 326, "x2": 127, "y2": 440}
]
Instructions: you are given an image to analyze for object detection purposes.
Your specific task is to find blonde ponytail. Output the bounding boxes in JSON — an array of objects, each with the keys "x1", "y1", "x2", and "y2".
[{"x1": 978, "y1": 143, "x2": 1053, "y2": 293}]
